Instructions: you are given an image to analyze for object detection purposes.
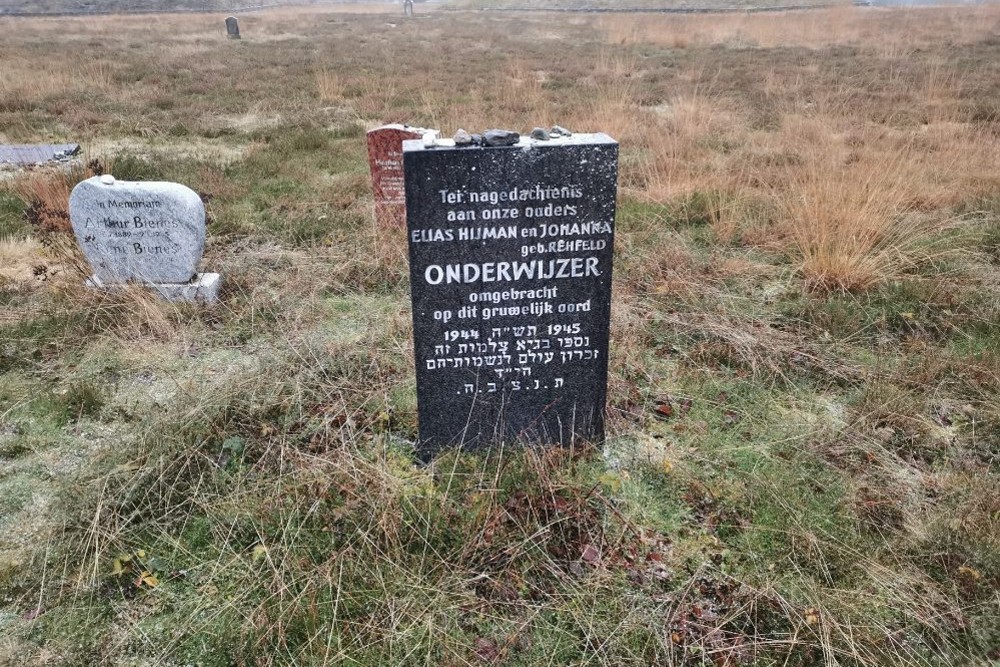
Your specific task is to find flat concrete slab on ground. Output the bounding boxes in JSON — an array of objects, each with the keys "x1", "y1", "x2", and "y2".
[{"x1": 0, "y1": 143, "x2": 80, "y2": 167}]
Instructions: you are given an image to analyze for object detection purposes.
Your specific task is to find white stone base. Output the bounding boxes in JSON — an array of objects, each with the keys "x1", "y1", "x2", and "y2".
[{"x1": 86, "y1": 273, "x2": 221, "y2": 303}]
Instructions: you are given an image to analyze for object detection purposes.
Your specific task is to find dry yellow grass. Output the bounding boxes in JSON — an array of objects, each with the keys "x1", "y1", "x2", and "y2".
[
  {"x1": 778, "y1": 145, "x2": 933, "y2": 291},
  {"x1": 0, "y1": 236, "x2": 44, "y2": 285},
  {"x1": 586, "y1": 7, "x2": 1000, "y2": 291},
  {"x1": 600, "y1": 5, "x2": 1000, "y2": 50},
  {"x1": 2, "y1": 4, "x2": 997, "y2": 295},
  {"x1": 0, "y1": 58, "x2": 115, "y2": 121},
  {"x1": 314, "y1": 66, "x2": 344, "y2": 105}
]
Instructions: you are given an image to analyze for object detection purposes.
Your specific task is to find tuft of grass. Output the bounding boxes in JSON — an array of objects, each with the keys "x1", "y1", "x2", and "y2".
[
  {"x1": 56, "y1": 381, "x2": 105, "y2": 423},
  {"x1": 314, "y1": 66, "x2": 344, "y2": 104},
  {"x1": 776, "y1": 145, "x2": 951, "y2": 293},
  {"x1": 11, "y1": 169, "x2": 79, "y2": 238},
  {"x1": 0, "y1": 236, "x2": 44, "y2": 286}
]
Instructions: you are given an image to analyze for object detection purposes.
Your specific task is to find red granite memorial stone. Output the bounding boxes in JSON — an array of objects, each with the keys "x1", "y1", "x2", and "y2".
[{"x1": 366, "y1": 124, "x2": 425, "y2": 228}]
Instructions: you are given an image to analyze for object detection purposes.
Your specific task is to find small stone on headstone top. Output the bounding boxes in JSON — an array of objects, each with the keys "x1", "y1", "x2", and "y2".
[
  {"x1": 226, "y1": 16, "x2": 240, "y2": 39},
  {"x1": 453, "y1": 129, "x2": 473, "y2": 146},
  {"x1": 530, "y1": 127, "x2": 551, "y2": 141},
  {"x1": 483, "y1": 129, "x2": 520, "y2": 147},
  {"x1": 551, "y1": 125, "x2": 572, "y2": 137}
]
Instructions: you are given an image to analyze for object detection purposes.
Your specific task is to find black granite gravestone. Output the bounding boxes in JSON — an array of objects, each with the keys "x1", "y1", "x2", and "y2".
[{"x1": 404, "y1": 133, "x2": 618, "y2": 456}]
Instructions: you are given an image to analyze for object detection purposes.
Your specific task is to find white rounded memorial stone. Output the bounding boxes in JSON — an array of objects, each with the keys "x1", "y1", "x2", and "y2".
[{"x1": 69, "y1": 177, "x2": 206, "y2": 284}]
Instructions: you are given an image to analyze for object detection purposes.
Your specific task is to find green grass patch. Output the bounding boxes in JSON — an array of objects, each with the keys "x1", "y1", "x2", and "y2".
[{"x1": 0, "y1": 191, "x2": 28, "y2": 238}]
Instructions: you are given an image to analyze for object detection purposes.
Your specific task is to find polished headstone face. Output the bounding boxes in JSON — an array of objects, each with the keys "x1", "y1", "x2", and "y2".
[
  {"x1": 69, "y1": 177, "x2": 206, "y2": 284},
  {"x1": 404, "y1": 133, "x2": 618, "y2": 456},
  {"x1": 367, "y1": 124, "x2": 425, "y2": 228}
]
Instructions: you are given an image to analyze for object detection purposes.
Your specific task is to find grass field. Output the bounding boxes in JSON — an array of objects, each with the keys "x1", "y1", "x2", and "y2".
[
  {"x1": 1, "y1": 3, "x2": 999, "y2": 666},
  {"x1": 453, "y1": 0, "x2": 835, "y2": 8},
  {"x1": 0, "y1": 0, "x2": 364, "y2": 17},
  {"x1": 0, "y1": 0, "x2": 841, "y2": 16}
]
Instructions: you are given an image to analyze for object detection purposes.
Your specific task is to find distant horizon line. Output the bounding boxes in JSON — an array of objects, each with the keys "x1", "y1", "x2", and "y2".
[{"x1": 1, "y1": 0, "x2": 994, "y2": 18}]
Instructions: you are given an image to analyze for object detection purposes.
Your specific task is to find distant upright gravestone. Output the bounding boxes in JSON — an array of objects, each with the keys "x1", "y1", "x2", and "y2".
[
  {"x1": 367, "y1": 124, "x2": 426, "y2": 228},
  {"x1": 69, "y1": 176, "x2": 220, "y2": 302},
  {"x1": 404, "y1": 132, "x2": 619, "y2": 456},
  {"x1": 225, "y1": 16, "x2": 240, "y2": 39},
  {"x1": 403, "y1": 0, "x2": 414, "y2": 17}
]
